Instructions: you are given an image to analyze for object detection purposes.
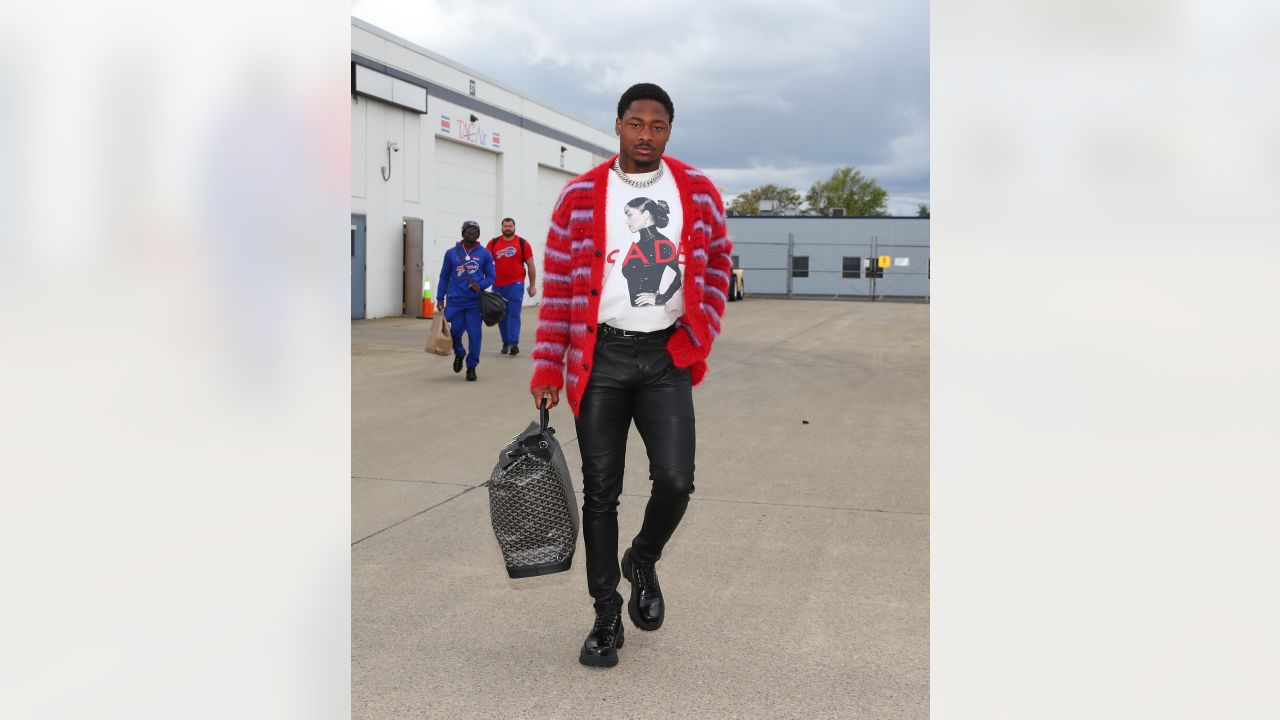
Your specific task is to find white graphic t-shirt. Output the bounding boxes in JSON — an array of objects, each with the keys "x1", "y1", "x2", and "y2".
[{"x1": 598, "y1": 160, "x2": 685, "y2": 332}]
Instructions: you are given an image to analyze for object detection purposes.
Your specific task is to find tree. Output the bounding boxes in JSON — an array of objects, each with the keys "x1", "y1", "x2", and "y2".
[
  {"x1": 803, "y1": 167, "x2": 888, "y2": 217},
  {"x1": 727, "y1": 184, "x2": 804, "y2": 216},
  {"x1": 917, "y1": 203, "x2": 930, "y2": 218}
]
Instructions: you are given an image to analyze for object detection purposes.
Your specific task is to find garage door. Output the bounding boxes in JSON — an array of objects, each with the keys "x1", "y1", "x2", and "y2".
[
  {"x1": 433, "y1": 138, "x2": 498, "y2": 265},
  {"x1": 536, "y1": 165, "x2": 576, "y2": 227},
  {"x1": 530, "y1": 165, "x2": 576, "y2": 287}
]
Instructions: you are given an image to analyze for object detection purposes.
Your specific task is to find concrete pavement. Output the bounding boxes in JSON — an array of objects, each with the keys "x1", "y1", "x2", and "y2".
[{"x1": 352, "y1": 298, "x2": 929, "y2": 719}]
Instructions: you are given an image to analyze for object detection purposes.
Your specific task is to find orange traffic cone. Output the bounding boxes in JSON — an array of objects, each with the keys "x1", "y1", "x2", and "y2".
[{"x1": 422, "y1": 297, "x2": 434, "y2": 319}]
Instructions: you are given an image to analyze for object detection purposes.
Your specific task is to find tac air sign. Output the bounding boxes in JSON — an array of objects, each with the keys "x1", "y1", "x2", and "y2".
[{"x1": 439, "y1": 114, "x2": 501, "y2": 150}]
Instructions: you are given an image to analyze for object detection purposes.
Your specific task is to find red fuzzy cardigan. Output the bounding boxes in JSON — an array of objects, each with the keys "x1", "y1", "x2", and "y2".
[{"x1": 529, "y1": 154, "x2": 734, "y2": 416}]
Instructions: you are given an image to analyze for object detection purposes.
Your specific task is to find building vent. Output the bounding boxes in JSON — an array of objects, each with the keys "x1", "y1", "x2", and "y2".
[{"x1": 830, "y1": 208, "x2": 846, "y2": 217}]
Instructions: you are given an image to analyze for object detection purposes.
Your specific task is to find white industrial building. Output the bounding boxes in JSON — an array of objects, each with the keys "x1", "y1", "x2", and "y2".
[{"x1": 350, "y1": 17, "x2": 615, "y2": 319}]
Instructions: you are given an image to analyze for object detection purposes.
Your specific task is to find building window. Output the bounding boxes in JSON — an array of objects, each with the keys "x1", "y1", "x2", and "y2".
[
  {"x1": 469, "y1": 79, "x2": 476, "y2": 96},
  {"x1": 843, "y1": 256, "x2": 861, "y2": 279},
  {"x1": 792, "y1": 256, "x2": 809, "y2": 278},
  {"x1": 731, "y1": 255, "x2": 740, "y2": 269},
  {"x1": 865, "y1": 257, "x2": 884, "y2": 279}
]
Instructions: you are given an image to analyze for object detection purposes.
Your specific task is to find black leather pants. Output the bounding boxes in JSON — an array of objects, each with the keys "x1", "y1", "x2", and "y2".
[{"x1": 575, "y1": 326, "x2": 696, "y2": 609}]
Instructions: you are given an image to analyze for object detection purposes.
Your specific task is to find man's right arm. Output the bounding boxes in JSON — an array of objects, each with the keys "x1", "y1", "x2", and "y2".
[
  {"x1": 437, "y1": 249, "x2": 452, "y2": 308},
  {"x1": 529, "y1": 189, "x2": 576, "y2": 407}
]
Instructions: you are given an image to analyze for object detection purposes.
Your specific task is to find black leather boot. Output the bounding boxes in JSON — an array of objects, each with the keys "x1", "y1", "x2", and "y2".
[
  {"x1": 508, "y1": 344, "x2": 519, "y2": 356},
  {"x1": 621, "y1": 548, "x2": 664, "y2": 631},
  {"x1": 579, "y1": 604, "x2": 624, "y2": 667},
  {"x1": 500, "y1": 343, "x2": 510, "y2": 355}
]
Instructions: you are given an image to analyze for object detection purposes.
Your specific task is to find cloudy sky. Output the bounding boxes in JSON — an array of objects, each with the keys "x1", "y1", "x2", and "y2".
[{"x1": 351, "y1": 0, "x2": 929, "y2": 215}]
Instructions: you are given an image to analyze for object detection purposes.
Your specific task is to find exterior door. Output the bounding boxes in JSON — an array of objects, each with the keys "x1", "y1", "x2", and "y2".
[
  {"x1": 351, "y1": 214, "x2": 367, "y2": 319},
  {"x1": 403, "y1": 217, "x2": 424, "y2": 317}
]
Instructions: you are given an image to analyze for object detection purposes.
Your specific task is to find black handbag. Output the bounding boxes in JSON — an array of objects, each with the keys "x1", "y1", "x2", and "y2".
[
  {"x1": 486, "y1": 402, "x2": 578, "y2": 578},
  {"x1": 478, "y1": 290, "x2": 507, "y2": 327}
]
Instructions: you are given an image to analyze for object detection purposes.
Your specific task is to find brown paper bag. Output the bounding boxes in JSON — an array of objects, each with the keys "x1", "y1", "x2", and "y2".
[{"x1": 425, "y1": 312, "x2": 452, "y2": 356}]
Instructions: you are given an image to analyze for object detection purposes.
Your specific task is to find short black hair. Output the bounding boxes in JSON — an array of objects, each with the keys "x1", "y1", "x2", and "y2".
[
  {"x1": 617, "y1": 83, "x2": 674, "y2": 123},
  {"x1": 501, "y1": 217, "x2": 514, "y2": 224}
]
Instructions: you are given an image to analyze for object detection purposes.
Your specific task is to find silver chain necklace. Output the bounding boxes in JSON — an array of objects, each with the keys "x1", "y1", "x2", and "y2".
[{"x1": 612, "y1": 156, "x2": 664, "y2": 188}]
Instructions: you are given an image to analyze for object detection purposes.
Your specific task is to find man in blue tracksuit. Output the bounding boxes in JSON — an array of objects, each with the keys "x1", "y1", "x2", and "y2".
[{"x1": 436, "y1": 220, "x2": 496, "y2": 381}]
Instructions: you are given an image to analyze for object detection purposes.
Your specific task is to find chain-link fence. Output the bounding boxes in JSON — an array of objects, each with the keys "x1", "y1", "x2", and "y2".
[{"x1": 725, "y1": 218, "x2": 929, "y2": 301}]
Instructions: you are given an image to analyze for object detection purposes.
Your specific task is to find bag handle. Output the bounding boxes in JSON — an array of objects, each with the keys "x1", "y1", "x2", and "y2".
[{"x1": 503, "y1": 399, "x2": 551, "y2": 462}]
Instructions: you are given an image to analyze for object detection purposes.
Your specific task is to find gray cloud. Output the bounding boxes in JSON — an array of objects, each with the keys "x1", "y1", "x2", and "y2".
[{"x1": 353, "y1": 0, "x2": 928, "y2": 214}]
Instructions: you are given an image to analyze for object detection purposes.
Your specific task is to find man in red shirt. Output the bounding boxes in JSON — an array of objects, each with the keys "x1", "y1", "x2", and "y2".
[{"x1": 485, "y1": 217, "x2": 537, "y2": 355}]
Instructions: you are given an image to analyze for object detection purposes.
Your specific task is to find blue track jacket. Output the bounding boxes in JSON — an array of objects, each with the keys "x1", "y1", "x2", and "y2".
[{"x1": 438, "y1": 242, "x2": 496, "y2": 307}]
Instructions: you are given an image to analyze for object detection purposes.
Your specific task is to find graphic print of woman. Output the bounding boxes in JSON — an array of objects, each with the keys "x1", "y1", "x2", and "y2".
[{"x1": 621, "y1": 197, "x2": 682, "y2": 307}]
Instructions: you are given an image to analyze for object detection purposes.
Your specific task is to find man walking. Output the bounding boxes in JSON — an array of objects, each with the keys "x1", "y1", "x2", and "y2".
[
  {"x1": 529, "y1": 83, "x2": 733, "y2": 667},
  {"x1": 485, "y1": 217, "x2": 537, "y2": 356},
  {"x1": 436, "y1": 220, "x2": 495, "y2": 381}
]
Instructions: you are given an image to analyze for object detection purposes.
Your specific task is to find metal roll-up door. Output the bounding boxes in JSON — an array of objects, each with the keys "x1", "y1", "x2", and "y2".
[
  {"x1": 433, "y1": 138, "x2": 498, "y2": 261},
  {"x1": 530, "y1": 165, "x2": 576, "y2": 301}
]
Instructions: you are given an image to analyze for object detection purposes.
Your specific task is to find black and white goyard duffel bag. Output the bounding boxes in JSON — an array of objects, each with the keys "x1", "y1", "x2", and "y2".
[{"x1": 486, "y1": 403, "x2": 578, "y2": 578}]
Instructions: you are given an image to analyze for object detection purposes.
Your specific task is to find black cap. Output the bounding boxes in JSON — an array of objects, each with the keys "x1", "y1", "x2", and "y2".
[{"x1": 461, "y1": 220, "x2": 480, "y2": 232}]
